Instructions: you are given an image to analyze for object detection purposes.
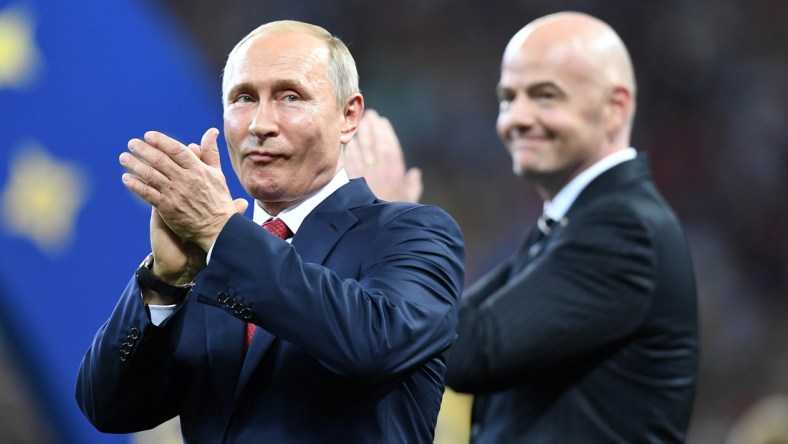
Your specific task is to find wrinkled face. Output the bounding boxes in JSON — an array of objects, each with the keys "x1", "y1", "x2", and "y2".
[
  {"x1": 223, "y1": 31, "x2": 353, "y2": 212},
  {"x1": 496, "y1": 36, "x2": 610, "y2": 194}
]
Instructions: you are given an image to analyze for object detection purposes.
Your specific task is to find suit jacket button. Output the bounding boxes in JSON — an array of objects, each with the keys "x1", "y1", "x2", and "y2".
[
  {"x1": 240, "y1": 308, "x2": 253, "y2": 320},
  {"x1": 218, "y1": 291, "x2": 229, "y2": 304},
  {"x1": 231, "y1": 303, "x2": 244, "y2": 314},
  {"x1": 129, "y1": 328, "x2": 141, "y2": 340}
]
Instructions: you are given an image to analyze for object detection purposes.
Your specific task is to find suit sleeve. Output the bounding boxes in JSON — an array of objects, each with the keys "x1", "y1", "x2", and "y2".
[
  {"x1": 75, "y1": 275, "x2": 184, "y2": 432},
  {"x1": 196, "y1": 205, "x2": 465, "y2": 383},
  {"x1": 446, "y1": 205, "x2": 655, "y2": 393}
]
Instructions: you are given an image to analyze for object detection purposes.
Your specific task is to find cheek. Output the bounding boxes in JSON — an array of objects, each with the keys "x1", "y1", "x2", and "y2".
[
  {"x1": 223, "y1": 112, "x2": 248, "y2": 144},
  {"x1": 495, "y1": 113, "x2": 508, "y2": 141}
]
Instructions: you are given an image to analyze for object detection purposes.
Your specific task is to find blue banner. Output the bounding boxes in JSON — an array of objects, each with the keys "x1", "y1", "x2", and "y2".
[{"x1": 0, "y1": 1, "x2": 227, "y2": 442}]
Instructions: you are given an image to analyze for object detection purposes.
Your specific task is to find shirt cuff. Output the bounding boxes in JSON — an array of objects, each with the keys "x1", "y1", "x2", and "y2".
[{"x1": 148, "y1": 304, "x2": 178, "y2": 326}]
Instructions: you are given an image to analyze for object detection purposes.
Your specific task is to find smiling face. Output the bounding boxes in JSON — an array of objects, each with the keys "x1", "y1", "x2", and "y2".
[
  {"x1": 222, "y1": 28, "x2": 362, "y2": 214},
  {"x1": 496, "y1": 13, "x2": 635, "y2": 199}
]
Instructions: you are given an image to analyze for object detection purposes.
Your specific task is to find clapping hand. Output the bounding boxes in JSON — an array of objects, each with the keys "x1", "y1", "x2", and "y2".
[{"x1": 345, "y1": 109, "x2": 423, "y2": 203}]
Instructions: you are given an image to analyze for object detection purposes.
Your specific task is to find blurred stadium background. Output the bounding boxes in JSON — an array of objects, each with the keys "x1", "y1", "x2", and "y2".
[{"x1": 0, "y1": 0, "x2": 785, "y2": 442}]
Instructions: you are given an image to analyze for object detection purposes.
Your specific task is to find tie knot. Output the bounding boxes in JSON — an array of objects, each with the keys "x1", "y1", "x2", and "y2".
[{"x1": 262, "y1": 218, "x2": 293, "y2": 240}]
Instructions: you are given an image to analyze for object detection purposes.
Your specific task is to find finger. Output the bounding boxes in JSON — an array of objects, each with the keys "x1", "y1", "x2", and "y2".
[
  {"x1": 144, "y1": 131, "x2": 199, "y2": 169},
  {"x1": 120, "y1": 149, "x2": 170, "y2": 190},
  {"x1": 356, "y1": 109, "x2": 377, "y2": 166},
  {"x1": 377, "y1": 116, "x2": 405, "y2": 165},
  {"x1": 344, "y1": 134, "x2": 363, "y2": 176},
  {"x1": 233, "y1": 198, "x2": 249, "y2": 215},
  {"x1": 128, "y1": 137, "x2": 178, "y2": 173},
  {"x1": 199, "y1": 128, "x2": 222, "y2": 170},
  {"x1": 404, "y1": 168, "x2": 423, "y2": 203},
  {"x1": 121, "y1": 171, "x2": 163, "y2": 206}
]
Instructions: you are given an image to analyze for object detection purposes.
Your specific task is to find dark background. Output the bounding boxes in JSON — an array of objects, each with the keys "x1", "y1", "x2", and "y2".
[{"x1": 1, "y1": 0, "x2": 785, "y2": 442}]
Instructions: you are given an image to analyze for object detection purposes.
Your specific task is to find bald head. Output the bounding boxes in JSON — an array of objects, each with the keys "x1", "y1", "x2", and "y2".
[
  {"x1": 505, "y1": 12, "x2": 637, "y2": 119},
  {"x1": 495, "y1": 12, "x2": 638, "y2": 197}
]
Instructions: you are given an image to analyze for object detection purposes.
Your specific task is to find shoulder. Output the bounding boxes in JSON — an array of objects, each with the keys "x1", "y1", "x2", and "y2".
[{"x1": 356, "y1": 201, "x2": 462, "y2": 235}]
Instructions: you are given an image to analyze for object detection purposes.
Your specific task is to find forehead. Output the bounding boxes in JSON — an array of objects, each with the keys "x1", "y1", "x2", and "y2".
[
  {"x1": 226, "y1": 31, "x2": 331, "y2": 86},
  {"x1": 499, "y1": 36, "x2": 601, "y2": 90}
]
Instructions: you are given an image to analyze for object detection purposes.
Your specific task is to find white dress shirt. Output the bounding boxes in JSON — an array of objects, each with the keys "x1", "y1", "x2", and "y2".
[{"x1": 542, "y1": 148, "x2": 637, "y2": 223}]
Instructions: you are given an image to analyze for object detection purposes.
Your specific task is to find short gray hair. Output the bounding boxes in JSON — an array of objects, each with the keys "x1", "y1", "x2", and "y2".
[{"x1": 222, "y1": 20, "x2": 360, "y2": 107}]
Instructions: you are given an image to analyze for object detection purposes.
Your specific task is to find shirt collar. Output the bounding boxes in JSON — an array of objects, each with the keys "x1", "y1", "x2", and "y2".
[
  {"x1": 543, "y1": 148, "x2": 637, "y2": 221},
  {"x1": 253, "y1": 169, "x2": 350, "y2": 235}
]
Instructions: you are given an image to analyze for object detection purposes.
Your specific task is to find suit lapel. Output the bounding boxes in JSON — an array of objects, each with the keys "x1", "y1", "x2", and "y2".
[
  {"x1": 226, "y1": 178, "x2": 373, "y2": 406},
  {"x1": 567, "y1": 155, "x2": 649, "y2": 217},
  {"x1": 232, "y1": 327, "x2": 276, "y2": 405},
  {"x1": 513, "y1": 157, "x2": 649, "y2": 277},
  {"x1": 291, "y1": 179, "x2": 369, "y2": 263}
]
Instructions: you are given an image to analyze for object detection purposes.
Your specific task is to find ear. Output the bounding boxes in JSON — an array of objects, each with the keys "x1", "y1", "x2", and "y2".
[
  {"x1": 339, "y1": 93, "x2": 365, "y2": 145},
  {"x1": 605, "y1": 85, "x2": 633, "y2": 137}
]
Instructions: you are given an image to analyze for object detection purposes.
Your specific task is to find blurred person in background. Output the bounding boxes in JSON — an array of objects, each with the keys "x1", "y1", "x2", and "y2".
[
  {"x1": 76, "y1": 20, "x2": 464, "y2": 443},
  {"x1": 349, "y1": 11, "x2": 698, "y2": 443}
]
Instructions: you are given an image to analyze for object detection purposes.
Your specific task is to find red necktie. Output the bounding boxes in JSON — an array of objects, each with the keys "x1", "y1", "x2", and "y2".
[{"x1": 244, "y1": 218, "x2": 293, "y2": 353}]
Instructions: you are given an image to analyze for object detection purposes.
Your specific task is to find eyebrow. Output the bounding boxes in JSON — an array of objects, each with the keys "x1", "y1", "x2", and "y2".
[
  {"x1": 226, "y1": 78, "x2": 309, "y2": 100},
  {"x1": 496, "y1": 81, "x2": 563, "y2": 97}
]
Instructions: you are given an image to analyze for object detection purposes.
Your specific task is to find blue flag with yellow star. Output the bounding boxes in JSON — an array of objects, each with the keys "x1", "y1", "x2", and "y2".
[{"x1": 0, "y1": 1, "x2": 227, "y2": 442}]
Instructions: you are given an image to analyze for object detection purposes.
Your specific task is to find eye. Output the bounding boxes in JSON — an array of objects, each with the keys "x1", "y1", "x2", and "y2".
[
  {"x1": 497, "y1": 91, "x2": 514, "y2": 111},
  {"x1": 233, "y1": 94, "x2": 255, "y2": 104},
  {"x1": 283, "y1": 94, "x2": 299, "y2": 102},
  {"x1": 531, "y1": 86, "x2": 560, "y2": 102}
]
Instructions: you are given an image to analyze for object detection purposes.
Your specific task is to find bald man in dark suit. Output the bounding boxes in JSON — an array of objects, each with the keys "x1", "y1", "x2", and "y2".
[{"x1": 443, "y1": 12, "x2": 698, "y2": 443}]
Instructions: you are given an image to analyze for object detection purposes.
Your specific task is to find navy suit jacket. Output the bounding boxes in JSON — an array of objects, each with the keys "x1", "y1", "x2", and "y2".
[
  {"x1": 77, "y1": 179, "x2": 465, "y2": 443},
  {"x1": 446, "y1": 156, "x2": 698, "y2": 443}
]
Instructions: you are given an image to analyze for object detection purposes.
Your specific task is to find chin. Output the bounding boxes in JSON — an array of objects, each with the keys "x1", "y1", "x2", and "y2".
[{"x1": 243, "y1": 178, "x2": 282, "y2": 201}]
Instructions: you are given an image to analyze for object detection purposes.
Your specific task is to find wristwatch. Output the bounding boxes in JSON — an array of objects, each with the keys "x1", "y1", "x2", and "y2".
[{"x1": 135, "y1": 254, "x2": 194, "y2": 300}]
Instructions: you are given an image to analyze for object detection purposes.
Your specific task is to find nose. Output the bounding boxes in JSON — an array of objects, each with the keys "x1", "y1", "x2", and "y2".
[
  {"x1": 497, "y1": 93, "x2": 535, "y2": 141},
  {"x1": 249, "y1": 100, "x2": 278, "y2": 142}
]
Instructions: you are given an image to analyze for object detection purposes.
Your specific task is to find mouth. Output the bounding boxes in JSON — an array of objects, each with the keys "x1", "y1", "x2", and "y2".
[
  {"x1": 244, "y1": 151, "x2": 283, "y2": 163},
  {"x1": 510, "y1": 137, "x2": 548, "y2": 151}
]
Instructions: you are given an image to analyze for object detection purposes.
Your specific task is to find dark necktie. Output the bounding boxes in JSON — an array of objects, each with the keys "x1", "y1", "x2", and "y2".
[
  {"x1": 528, "y1": 214, "x2": 557, "y2": 258},
  {"x1": 244, "y1": 218, "x2": 293, "y2": 353}
]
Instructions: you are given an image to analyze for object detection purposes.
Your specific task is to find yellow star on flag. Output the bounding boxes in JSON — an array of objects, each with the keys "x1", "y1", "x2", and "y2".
[
  {"x1": 0, "y1": 3, "x2": 42, "y2": 89},
  {"x1": 1, "y1": 142, "x2": 90, "y2": 255}
]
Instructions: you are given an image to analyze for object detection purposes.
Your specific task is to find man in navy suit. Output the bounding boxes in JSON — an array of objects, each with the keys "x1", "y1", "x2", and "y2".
[
  {"x1": 347, "y1": 11, "x2": 698, "y2": 444},
  {"x1": 76, "y1": 20, "x2": 464, "y2": 443}
]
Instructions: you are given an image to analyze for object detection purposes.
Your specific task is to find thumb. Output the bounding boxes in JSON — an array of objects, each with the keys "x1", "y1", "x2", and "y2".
[
  {"x1": 200, "y1": 128, "x2": 222, "y2": 169},
  {"x1": 233, "y1": 198, "x2": 250, "y2": 215}
]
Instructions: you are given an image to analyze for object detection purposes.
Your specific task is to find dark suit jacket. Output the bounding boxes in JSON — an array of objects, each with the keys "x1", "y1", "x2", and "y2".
[
  {"x1": 446, "y1": 156, "x2": 698, "y2": 443},
  {"x1": 77, "y1": 179, "x2": 465, "y2": 443}
]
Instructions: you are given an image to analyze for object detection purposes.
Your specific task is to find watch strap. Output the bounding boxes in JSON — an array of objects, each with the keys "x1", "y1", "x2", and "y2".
[{"x1": 135, "y1": 254, "x2": 194, "y2": 300}]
